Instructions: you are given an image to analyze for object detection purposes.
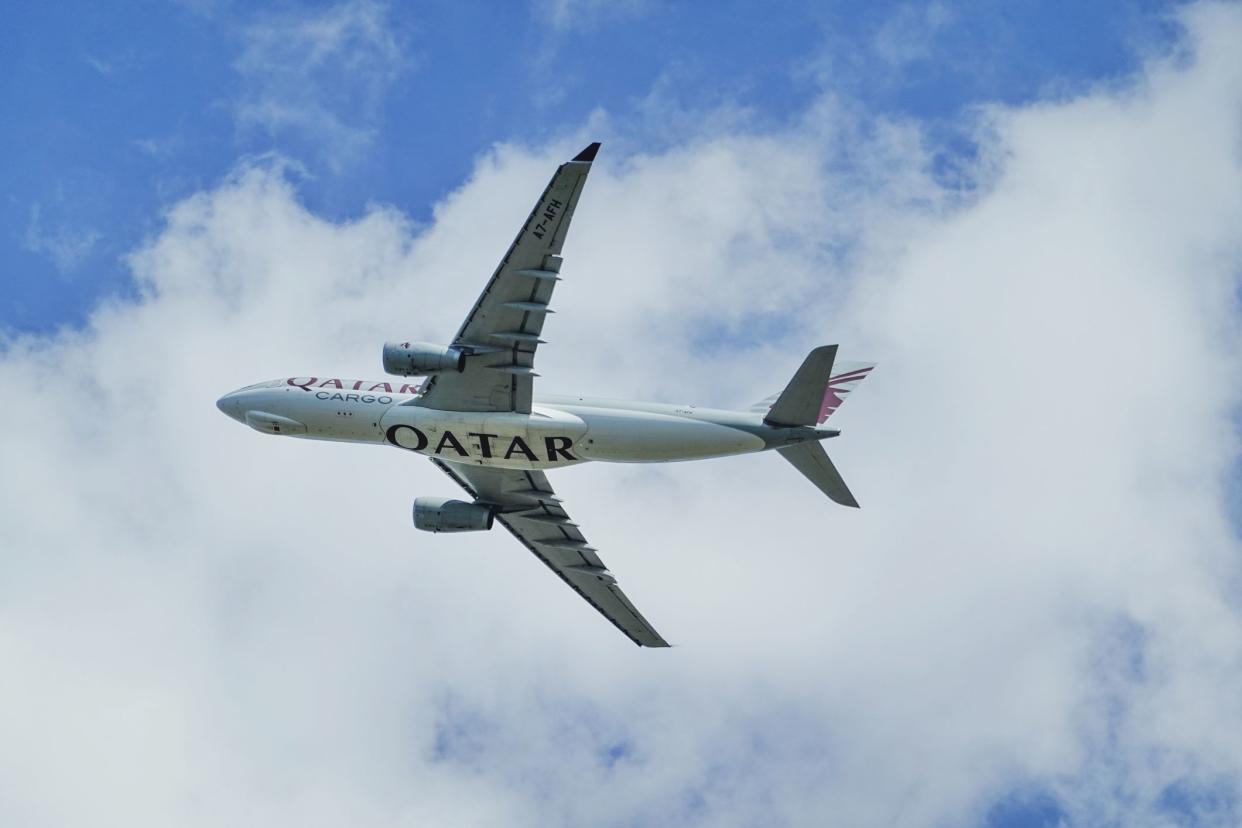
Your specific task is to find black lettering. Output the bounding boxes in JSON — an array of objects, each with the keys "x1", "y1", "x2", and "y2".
[
  {"x1": 435, "y1": 430, "x2": 468, "y2": 457},
  {"x1": 544, "y1": 436, "x2": 575, "y2": 461},
  {"x1": 360, "y1": 395, "x2": 376, "y2": 403},
  {"x1": 385, "y1": 424, "x2": 428, "y2": 452},
  {"x1": 504, "y1": 435, "x2": 538, "y2": 461},
  {"x1": 468, "y1": 432, "x2": 500, "y2": 458},
  {"x1": 377, "y1": 396, "x2": 393, "y2": 404},
  {"x1": 345, "y1": 393, "x2": 359, "y2": 402},
  {"x1": 330, "y1": 392, "x2": 345, "y2": 401},
  {"x1": 315, "y1": 391, "x2": 330, "y2": 400}
]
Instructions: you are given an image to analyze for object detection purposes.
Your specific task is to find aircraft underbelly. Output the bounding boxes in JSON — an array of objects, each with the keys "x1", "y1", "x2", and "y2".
[
  {"x1": 571, "y1": 406, "x2": 765, "y2": 463},
  {"x1": 379, "y1": 405, "x2": 588, "y2": 470}
]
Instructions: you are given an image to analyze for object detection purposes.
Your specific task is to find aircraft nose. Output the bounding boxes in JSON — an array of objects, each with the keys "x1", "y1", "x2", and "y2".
[{"x1": 216, "y1": 393, "x2": 243, "y2": 422}]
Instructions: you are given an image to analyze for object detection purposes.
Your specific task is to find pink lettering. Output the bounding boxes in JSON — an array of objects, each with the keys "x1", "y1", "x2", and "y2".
[
  {"x1": 319, "y1": 378, "x2": 344, "y2": 389},
  {"x1": 288, "y1": 377, "x2": 317, "y2": 390}
]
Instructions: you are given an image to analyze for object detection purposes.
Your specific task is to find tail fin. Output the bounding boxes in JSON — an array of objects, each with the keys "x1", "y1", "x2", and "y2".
[
  {"x1": 757, "y1": 346, "x2": 876, "y2": 427},
  {"x1": 757, "y1": 345, "x2": 872, "y2": 507},
  {"x1": 817, "y1": 360, "x2": 875, "y2": 422},
  {"x1": 778, "y1": 443, "x2": 859, "y2": 508}
]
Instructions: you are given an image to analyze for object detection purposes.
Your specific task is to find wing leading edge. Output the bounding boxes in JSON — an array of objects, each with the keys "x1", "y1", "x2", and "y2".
[
  {"x1": 414, "y1": 143, "x2": 600, "y2": 414},
  {"x1": 431, "y1": 458, "x2": 670, "y2": 648}
]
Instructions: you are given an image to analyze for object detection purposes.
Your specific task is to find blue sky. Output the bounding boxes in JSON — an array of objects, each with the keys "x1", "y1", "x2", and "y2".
[
  {"x1": 3, "y1": 0, "x2": 1182, "y2": 333},
  {"x1": 7, "y1": 2, "x2": 1242, "y2": 827}
]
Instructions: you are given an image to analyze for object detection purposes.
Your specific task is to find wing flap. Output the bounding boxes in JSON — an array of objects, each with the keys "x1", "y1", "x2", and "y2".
[
  {"x1": 430, "y1": 459, "x2": 669, "y2": 647},
  {"x1": 415, "y1": 145, "x2": 600, "y2": 414}
]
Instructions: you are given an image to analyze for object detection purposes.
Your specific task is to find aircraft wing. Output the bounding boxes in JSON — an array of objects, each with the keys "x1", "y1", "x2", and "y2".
[
  {"x1": 431, "y1": 457, "x2": 670, "y2": 647},
  {"x1": 415, "y1": 143, "x2": 600, "y2": 414}
]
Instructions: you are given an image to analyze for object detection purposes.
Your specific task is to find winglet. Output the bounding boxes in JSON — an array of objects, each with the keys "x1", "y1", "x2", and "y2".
[{"x1": 572, "y1": 142, "x2": 601, "y2": 163}]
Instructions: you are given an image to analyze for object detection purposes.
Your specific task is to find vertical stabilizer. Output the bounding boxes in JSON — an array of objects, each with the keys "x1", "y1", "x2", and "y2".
[{"x1": 817, "y1": 361, "x2": 875, "y2": 422}]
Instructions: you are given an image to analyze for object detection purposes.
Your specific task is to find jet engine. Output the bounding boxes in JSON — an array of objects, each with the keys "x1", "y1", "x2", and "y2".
[
  {"x1": 382, "y1": 341, "x2": 466, "y2": 376},
  {"x1": 413, "y1": 497, "x2": 494, "y2": 533}
]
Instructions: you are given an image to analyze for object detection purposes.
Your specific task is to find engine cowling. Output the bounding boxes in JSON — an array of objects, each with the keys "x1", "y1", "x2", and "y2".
[
  {"x1": 382, "y1": 341, "x2": 466, "y2": 377},
  {"x1": 413, "y1": 497, "x2": 494, "y2": 533}
]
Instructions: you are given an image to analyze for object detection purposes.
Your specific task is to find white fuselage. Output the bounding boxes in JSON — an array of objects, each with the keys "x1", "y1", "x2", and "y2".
[{"x1": 215, "y1": 377, "x2": 805, "y2": 471}]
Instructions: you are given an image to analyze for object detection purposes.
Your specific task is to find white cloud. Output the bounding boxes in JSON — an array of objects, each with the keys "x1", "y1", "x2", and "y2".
[
  {"x1": 232, "y1": 0, "x2": 407, "y2": 168},
  {"x1": 533, "y1": 0, "x2": 651, "y2": 32},
  {"x1": 873, "y1": 2, "x2": 952, "y2": 69},
  {"x1": 84, "y1": 54, "x2": 115, "y2": 76},
  {"x1": 3, "y1": 3, "x2": 1242, "y2": 825},
  {"x1": 22, "y1": 203, "x2": 101, "y2": 274}
]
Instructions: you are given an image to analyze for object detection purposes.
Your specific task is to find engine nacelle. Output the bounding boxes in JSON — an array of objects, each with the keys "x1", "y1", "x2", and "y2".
[
  {"x1": 413, "y1": 497, "x2": 494, "y2": 533},
  {"x1": 382, "y1": 341, "x2": 466, "y2": 377}
]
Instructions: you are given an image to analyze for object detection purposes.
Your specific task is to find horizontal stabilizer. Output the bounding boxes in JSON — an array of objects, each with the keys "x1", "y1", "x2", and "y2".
[
  {"x1": 777, "y1": 442, "x2": 859, "y2": 508},
  {"x1": 752, "y1": 356, "x2": 875, "y2": 424},
  {"x1": 765, "y1": 345, "x2": 838, "y2": 427}
]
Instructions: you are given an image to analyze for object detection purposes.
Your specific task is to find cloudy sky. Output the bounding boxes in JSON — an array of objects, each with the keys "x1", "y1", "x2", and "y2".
[{"x1": 3, "y1": 1, "x2": 1242, "y2": 825}]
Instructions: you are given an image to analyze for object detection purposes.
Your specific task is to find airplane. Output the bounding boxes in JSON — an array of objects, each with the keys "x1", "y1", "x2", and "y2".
[{"x1": 216, "y1": 142, "x2": 874, "y2": 647}]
